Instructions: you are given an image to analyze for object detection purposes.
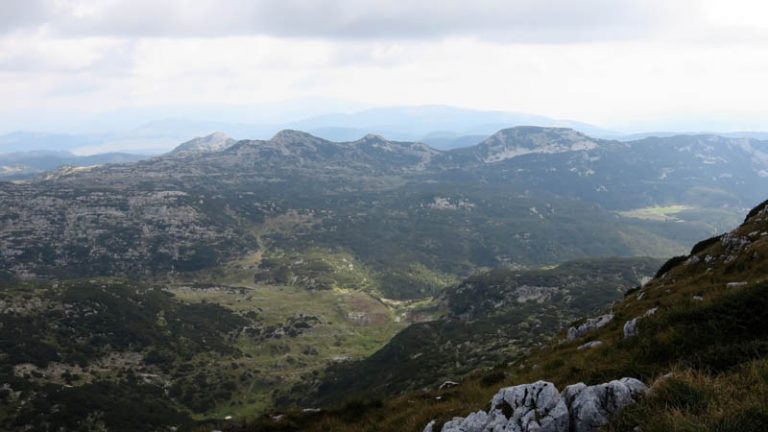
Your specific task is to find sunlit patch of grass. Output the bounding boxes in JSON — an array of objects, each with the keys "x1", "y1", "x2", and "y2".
[
  {"x1": 618, "y1": 205, "x2": 693, "y2": 221},
  {"x1": 167, "y1": 282, "x2": 407, "y2": 420}
]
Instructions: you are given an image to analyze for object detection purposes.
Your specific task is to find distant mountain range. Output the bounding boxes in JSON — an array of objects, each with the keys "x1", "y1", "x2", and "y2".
[
  {"x1": 6, "y1": 105, "x2": 768, "y2": 156},
  {"x1": 2, "y1": 125, "x2": 766, "y2": 293},
  {"x1": 0, "y1": 150, "x2": 147, "y2": 180}
]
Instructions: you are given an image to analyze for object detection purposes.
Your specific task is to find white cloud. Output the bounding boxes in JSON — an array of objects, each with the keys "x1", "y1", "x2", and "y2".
[
  {"x1": 1, "y1": 0, "x2": 679, "y2": 42},
  {"x1": 0, "y1": 0, "x2": 768, "y2": 133}
]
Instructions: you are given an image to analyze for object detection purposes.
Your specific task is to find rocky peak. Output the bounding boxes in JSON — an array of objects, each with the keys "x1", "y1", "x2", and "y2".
[
  {"x1": 473, "y1": 126, "x2": 600, "y2": 163},
  {"x1": 170, "y1": 132, "x2": 236, "y2": 155},
  {"x1": 270, "y1": 129, "x2": 326, "y2": 146},
  {"x1": 360, "y1": 133, "x2": 386, "y2": 142}
]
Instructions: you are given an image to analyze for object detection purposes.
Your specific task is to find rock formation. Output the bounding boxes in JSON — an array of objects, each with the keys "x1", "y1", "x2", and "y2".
[
  {"x1": 427, "y1": 378, "x2": 647, "y2": 432},
  {"x1": 566, "y1": 313, "x2": 614, "y2": 341}
]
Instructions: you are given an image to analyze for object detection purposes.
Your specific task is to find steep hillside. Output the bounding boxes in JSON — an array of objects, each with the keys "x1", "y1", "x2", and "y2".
[{"x1": 238, "y1": 199, "x2": 768, "y2": 432}]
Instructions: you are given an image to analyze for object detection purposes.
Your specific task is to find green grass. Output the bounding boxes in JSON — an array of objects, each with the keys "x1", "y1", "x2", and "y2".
[
  {"x1": 618, "y1": 205, "x2": 693, "y2": 221},
  {"x1": 167, "y1": 282, "x2": 407, "y2": 419},
  {"x1": 610, "y1": 361, "x2": 768, "y2": 432}
]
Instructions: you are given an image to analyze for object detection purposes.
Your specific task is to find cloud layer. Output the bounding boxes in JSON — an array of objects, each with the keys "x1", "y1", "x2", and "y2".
[
  {"x1": 1, "y1": 0, "x2": 768, "y2": 134},
  {"x1": 2, "y1": 0, "x2": 680, "y2": 42}
]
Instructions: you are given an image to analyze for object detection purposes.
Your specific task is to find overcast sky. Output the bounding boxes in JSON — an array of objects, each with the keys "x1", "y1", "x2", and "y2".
[{"x1": 2, "y1": 0, "x2": 768, "y2": 133}]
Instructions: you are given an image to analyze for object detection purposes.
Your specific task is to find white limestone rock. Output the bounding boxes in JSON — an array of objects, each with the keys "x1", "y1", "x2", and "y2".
[
  {"x1": 577, "y1": 340, "x2": 603, "y2": 350},
  {"x1": 490, "y1": 381, "x2": 569, "y2": 432},
  {"x1": 624, "y1": 308, "x2": 658, "y2": 339},
  {"x1": 567, "y1": 314, "x2": 614, "y2": 342},
  {"x1": 429, "y1": 379, "x2": 647, "y2": 432},
  {"x1": 438, "y1": 381, "x2": 569, "y2": 432},
  {"x1": 623, "y1": 318, "x2": 639, "y2": 338},
  {"x1": 562, "y1": 378, "x2": 648, "y2": 432}
]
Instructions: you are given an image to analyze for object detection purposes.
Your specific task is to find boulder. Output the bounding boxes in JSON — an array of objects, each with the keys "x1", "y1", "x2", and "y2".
[
  {"x1": 567, "y1": 314, "x2": 614, "y2": 341},
  {"x1": 623, "y1": 318, "x2": 640, "y2": 338},
  {"x1": 623, "y1": 308, "x2": 658, "y2": 339},
  {"x1": 562, "y1": 378, "x2": 648, "y2": 432},
  {"x1": 577, "y1": 340, "x2": 603, "y2": 350},
  {"x1": 428, "y1": 378, "x2": 647, "y2": 432},
  {"x1": 490, "y1": 381, "x2": 570, "y2": 432},
  {"x1": 439, "y1": 381, "x2": 569, "y2": 432}
]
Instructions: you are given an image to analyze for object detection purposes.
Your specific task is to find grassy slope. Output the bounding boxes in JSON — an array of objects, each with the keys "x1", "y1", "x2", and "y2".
[{"x1": 234, "y1": 200, "x2": 768, "y2": 432}]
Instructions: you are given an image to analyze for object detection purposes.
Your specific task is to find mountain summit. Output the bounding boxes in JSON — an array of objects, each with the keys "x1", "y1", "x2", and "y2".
[
  {"x1": 468, "y1": 126, "x2": 601, "y2": 163},
  {"x1": 169, "y1": 131, "x2": 236, "y2": 155}
]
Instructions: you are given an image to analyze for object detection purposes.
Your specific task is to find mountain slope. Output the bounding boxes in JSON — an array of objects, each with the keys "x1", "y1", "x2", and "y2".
[
  {"x1": 295, "y1": 257, "x2": 663, "y2": 407},
  {"x1": 244, "y1": 199, "x2": 768, "y2": 432},
  {"x1": 1, "y1": 127, "x2": 733, "y2": 297},
  {"x1": 0, "y1": 151, "x2": 146, "y2": 180},
  {"x1": 452, "y1": 127, "x2": 601, "y2": 163}
]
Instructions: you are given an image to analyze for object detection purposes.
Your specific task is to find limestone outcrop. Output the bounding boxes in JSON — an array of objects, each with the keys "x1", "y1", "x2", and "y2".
[{"x1": 426, "y1": 378, "x2": 647, "y2": 432}]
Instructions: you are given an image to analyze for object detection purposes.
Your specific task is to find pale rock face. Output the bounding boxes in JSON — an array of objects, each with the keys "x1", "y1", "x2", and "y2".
[
  {"x1": 171, "y1": 132, "x2": 235, "y2": 155},
  {"x1": 477, "y1": 127, "x2": 600, "y2": 163},
  {"x1": 577, "y1": 340, "x2": 603, "y2": 350},
  {"x1": 430, "y1": 379, "x2": 647, "y2": 432},
  {"x1": 490, "y1": 381, "x2": 570, "y2": 432},
  {"x1": 439, "y1": 381, "x2": 569, "y2": 432},
  {"x1": 567, "y1": 313, "x2": 614, "y2": 341},
  {"x1": 623, "y1": 318, "x2": 640, "y2": 338},
  {"x1": 624, "y1": 307, "x2": 658, "y2": 339},
  {"x1": 423, "y1": 420, "x2": 436, "y2": 432},
  {"x1": 562, "y1": 378, "x2": 648, "y2": 432}
]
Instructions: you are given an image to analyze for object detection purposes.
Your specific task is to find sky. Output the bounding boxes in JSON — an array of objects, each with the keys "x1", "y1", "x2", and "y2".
[{"x1": 1, "y1": 0, "x2": 768, "y2": 134}]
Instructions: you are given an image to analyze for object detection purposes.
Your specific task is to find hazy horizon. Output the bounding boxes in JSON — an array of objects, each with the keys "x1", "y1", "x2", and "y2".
[{"x1": 2, "y1": 0, "x2": 768, "y2": 143}]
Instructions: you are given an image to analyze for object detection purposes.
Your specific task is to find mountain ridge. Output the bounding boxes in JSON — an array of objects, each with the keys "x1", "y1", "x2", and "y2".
[{"x1": 2, "y1": 125, "x2": 766, "y2": 288}]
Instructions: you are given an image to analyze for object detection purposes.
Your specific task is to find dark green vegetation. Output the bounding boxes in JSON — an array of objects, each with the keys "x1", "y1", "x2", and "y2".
[
  {"x1": 235, "y1": 199, "x2": 768, "y2": 432},
  {"x1": 0, "y1": 276, "x2": 409, "y2": 431},
  {"x1": 0, "y1": 280, "x2": 253, "y2": 430}
]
